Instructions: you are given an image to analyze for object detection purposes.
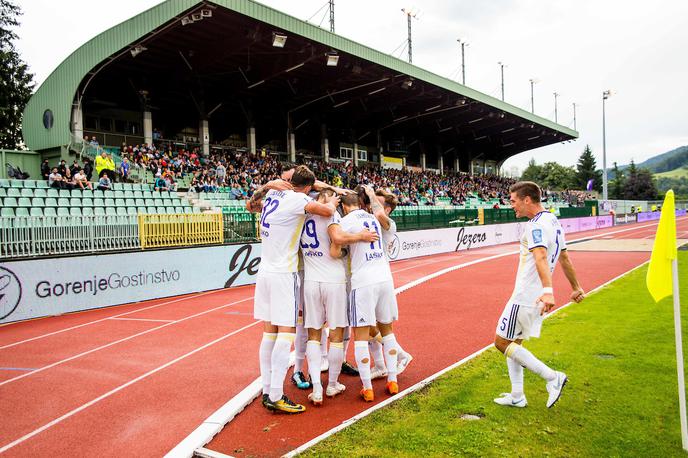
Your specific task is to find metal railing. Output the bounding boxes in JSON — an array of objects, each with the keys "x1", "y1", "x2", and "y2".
[
  {"x1": 222, "y1": 211, "x2": 259, "y2": 243},
  {"x1": 138, "y1": 213, "x2": 224, "y2": 249},
  {"x1": 1, "y1": 215, "x2": 139, "y2": 259}
]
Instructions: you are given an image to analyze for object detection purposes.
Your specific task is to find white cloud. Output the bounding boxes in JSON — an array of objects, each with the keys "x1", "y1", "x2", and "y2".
[{"x1": 15, "y1": 0, "x2": 688, "y2": 170}]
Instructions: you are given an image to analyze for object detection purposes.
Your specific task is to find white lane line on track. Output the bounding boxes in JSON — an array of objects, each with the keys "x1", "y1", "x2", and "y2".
[
  {"x1": 0, "y1": 219, "x2": 676, "y2": 454},
  {"x1": 0, "y1": 320, "x2": 263, "y2": 454},
  {"x1": 283, "y1": 260, "x2": 653, "y2": 457},
  {"x1": 0, "y1": 297, "x2": 252, "y2": 388},
  {"x1": 0, "y1": 289, "x2": 223, "y2": 350},
  {"x1": 109, "y1": 318, "x2": 175, "y2": 323}
]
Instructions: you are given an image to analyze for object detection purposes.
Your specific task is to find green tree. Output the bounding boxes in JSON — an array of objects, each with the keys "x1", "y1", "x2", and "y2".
[
  {"x1": 540, "y1": 162, "x2": 577, "y2": 190},
  {"x1": 0, "y1": 0, "x2": 34, "y2": 149},
  {"x1": 520, "y1": 158, "x2": 543, "y2": 183},
  {"x1": 575, "y1": 145, "x2": 603, "y2": 191},
  {"x1": 622, "y1": 160, "x2": 658, "y2": 200},
  {"x1": 610, "y1": 162, "x2": 625, "y2": 199}
]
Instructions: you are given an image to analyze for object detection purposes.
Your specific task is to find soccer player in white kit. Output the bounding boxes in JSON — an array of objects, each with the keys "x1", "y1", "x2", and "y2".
[
  {"x1": 494, "y1": 181, "x2": 585, "y2": 409},
  {"x1": 336, "y1": 192, "x2": 401, "y2": 402},
  {"x1": 251, "y1": 166, "x2": 340, "y2": 413},
  {"x1": 300, "y1": 189, "x2": 379, "y2": 405}
]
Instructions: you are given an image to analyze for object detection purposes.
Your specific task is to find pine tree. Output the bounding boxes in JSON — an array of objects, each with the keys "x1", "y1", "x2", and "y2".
[
  {"x1": 575, "y1": 145, "x2": 603, "y2": 191},
  {"x1": 0, "y1": 0, "x2": 34, "y2": 149},
  {"x1": 623, "y1": 160, "x2": 658, "y2": 200},
  {"x1": 610, "y1": 162, "x2": 625, "y2": 199}
]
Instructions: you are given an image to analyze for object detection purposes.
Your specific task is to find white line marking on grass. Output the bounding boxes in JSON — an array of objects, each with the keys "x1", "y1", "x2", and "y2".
[
  {"x1": 0, "y1": 320, "x2": 262, "y2": 454},
  {"x1": 284, "y1": 260, "x2": 653, "y2": 457},
  {"x1": 109, "y1": 318, "x2": 175, "y2": 323},
  {"x1": 0, "y1": 297, "x2": 253, "y2": 387},
  {"x1": 171, "y1": 221, "x2": 665, "y2": 458},
  {"x1": 0, "y1": 289, "x2": 224, "y2": 349}
]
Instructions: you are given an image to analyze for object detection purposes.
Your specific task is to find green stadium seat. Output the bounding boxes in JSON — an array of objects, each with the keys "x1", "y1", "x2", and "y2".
[
  {"x1": 165, "y1": 207, "x2": 176, "y2": 213},
  {"x1": 44, "y1": 197, "x2": 57, "y2": 207},
  {"x1": 1, "y1": 207, "x2": 14, "y2": 217},
  {"x1": 0, "y1": 179, "x2": 9, "y2": 188},
  {"x1": 57, "y1": 197, "x2": 69, "y2": 207},
  {"x1": 59, "y1": 189, "x2": 71, "y2": 198},
  {"x1": 133, "y1": 190, "x2": 144, "y2": 198},
  {"x1": 70, "y1": 198, "x2": 81, "y2": 207},
  {"x1": 25, "y1": 180, "x2": 38, "y2": 188},
  {"x1": 93, "y1": 190, "x2": 104, "y2": 198},
  {"x1": 192, "y1": 207, "x2": 201, "y2": 214},
  {"x1": 29, "y1": 207, "x2": 43, "y2": 217},
  {"x1": 104, "y1": 198, "x2": 116, "y2": 207},
  {"x1": 43, "y1": 207, "x2": 57, "y2": 217},
  {"x1": 94, "y1": 207, "x2": 106, "y2": 216},
  {"x1": 82, "y1": 207, "x2": 94, "y2": 216},
  {"x1": 36, "y1": 180, "x2": 49, "y2": 189},
  {"x1": 10, "y1": 180, "x2": 22, "y2": 187},
  {"x1": 116, "y1": 207, "x2": 127, "y2": 216},
  {"x1": 47, "y1": 189, "x2": 59, "y2": 198},
  {"x1": 153, "y1": 198, "x2": 164, "y2": 207},
  {"x1": 16, "y1": 207, "x2": 29, "y2": 217},
  {"x1": 105, "y1": 208, "x2": 117, "y2": 216},
  {"x1": 20, "y1": 188, "x2": 33, "y2": 197},
  {"x1": 127, "y1": 207, "x2": 137, "y2": 216},
  {"x1": 69, "y1": 207, "x2": 82, "y2": 217},
  {"x1": 93, "y1": 198, "x2": 104, "y2": 207},
  {"x1": 7, "y1": 188, "x2": 20, "y2": 197},
  {"x1": 113, "y1": 190, "x2": 125, "y2": 199},
  {"x1": 0, "y1": 188, "x2": 5, "y2": 198},
  {"x1": 184, "y1": 207, "x2": 193, "y2": 214},
  {"x1": 4, "y1": 197, "x2": 18, "y2": 207},
  {"x1": 82, "y1": 197, "x2": 93, "y2": 207},
  {"x1": 33, "y1": 188, "x2": 47, "y2": 198},
  {"x1": 124, "y1": 198, "x2": 136, "y2": 207},
  {"x1": 156, "y1": 207, "x2": 166, "y2": 214},
  {"x1": 57, "y1": 208, "x2": 70, "y2": 216},
  {"x1": 175, "y1": 206, "x2": 184, "y2": 213},
  {"x1": 134, "y1": 198, "x2": 145, "y2": 207},
  {"x1": 18, "y1": 197, "x2": 31, "y2": 207},
  {"x1": 137, "y1": 207, "x2": 148, "y2": 214},
  {"x1": 143, "y1": 191, "x2": 153, "y2": 198}
]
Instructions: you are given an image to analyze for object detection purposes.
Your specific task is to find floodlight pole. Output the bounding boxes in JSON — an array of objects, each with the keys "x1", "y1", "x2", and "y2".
[
  {"x1": 573, "y1": 102, "x2": 577, "y2": 131},
  {"x1": 329, "y1": 0, "x2": 335, "y2": 33},
  {"x1": 402, "y1": 9, "x2": 414, "y2": 63},
  {"x1": 498, "y1": 62, "x2": 505, "y2": 101},
  {"x1": 553, "y1": 92, "x2": 559, "y2": 123},
  {"x1": 529, "y1": 79, "x2": 536, "y2": 113},
  {"x1": 458, "y1": 39, "x2": 467, "y2": 85},
  {"x1": 602, "y1": 90, "x2": 611, "y2": 201}
]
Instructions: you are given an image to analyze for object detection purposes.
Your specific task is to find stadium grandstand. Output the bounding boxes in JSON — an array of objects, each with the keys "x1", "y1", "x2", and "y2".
[{"x1": 2, "y1": 0, "x2": 580, "y2": 260}]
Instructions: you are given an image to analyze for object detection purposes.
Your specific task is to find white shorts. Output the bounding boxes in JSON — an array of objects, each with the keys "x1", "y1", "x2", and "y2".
[
  {"x1": 496, "y1": 302, "x2": 544, "y2": 341},
  {"x1": 254, "y1": 271, "x2": 300, "y2": 327},
  {"x1": 303, "y1": 280, "x2": 348, "y2": 330},
  {"x1": 349, "y1": 281, "x2": 398, "y2": 327}
]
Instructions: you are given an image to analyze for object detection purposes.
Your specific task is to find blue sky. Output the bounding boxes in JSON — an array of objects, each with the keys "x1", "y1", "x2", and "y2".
[{"x1": 16, "y1": 0, "x2": 688, "y2": 174}]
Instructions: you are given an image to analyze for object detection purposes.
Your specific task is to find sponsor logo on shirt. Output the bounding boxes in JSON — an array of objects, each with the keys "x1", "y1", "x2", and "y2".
[{"x1": 532, "y1": 229, "x2": 543, "y2": 243}]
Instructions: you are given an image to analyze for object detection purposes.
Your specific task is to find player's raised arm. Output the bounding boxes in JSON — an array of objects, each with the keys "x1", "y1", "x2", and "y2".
[
  {"x1": 304, "y1": 193, "x2": 339, "y2": 217},
  {"x1": 558, "y1": 250, "x2": 585, "y2": 303},
  {"x1": 328, "y1": 223, "x2": 378, "y2": 246},
  {"x1": 364, "y1": 185, "x2": 392, "y2": 231},
  {"x1": 246, "y1": 179, "x2": 294, "y2": 212}
]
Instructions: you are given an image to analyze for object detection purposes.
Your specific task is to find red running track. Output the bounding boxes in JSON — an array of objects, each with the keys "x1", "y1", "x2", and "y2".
[{"x1": 0, "y1": 219, "x2": 683, "y2": 457}]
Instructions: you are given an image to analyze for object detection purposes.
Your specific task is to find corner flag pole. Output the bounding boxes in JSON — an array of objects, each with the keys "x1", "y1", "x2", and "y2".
[{"x1": 672, "y1": 257, "x2": 688, "y2": 451}]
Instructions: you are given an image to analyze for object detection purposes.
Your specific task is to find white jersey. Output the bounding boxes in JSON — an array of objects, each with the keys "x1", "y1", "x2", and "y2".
[
  {"x1": 258, "y1": 189, "x2": 311, "y2": 273},
  {"x1": 510, "y1": 211, "x2": 567, "y2": 305},
  {"x1": 339, "y1": 209, "x2": 392, "y2": 290},
  {"x1": 300, "y1": 213, "x2": 346, "y2": 283}
]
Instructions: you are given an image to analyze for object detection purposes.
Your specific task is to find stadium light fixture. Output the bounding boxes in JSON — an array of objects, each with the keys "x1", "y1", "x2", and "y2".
[
  {"x1": 181, "y1": 16, "x2": 193, "y2": 26},
  {"x1": 326, "y1": 52, "x2": 340, "y2": 67},
  {"x1": 191, "y1": 12, "x2": 202, "y2": 22},
  {"x1": 401, "y1": 78, "x2": 413, "y2": 89},
  {"x1": 201, "y1": 9, "x2": 212, "y2": 18},
  {"x1": 272, "y1": 32, "x2": 288, "y2": 48},
  {"x1": 130, "y1": 45, "x2": 147, "y2": 58}
]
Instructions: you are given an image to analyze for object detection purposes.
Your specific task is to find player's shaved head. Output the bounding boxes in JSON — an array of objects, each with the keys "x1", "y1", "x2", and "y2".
[
  {"x1": 509, "y1": 181, "x2": 541, "y2": 203},
  {"x1": 340, "y1": 192, "x2": 360, "y2": 207}
]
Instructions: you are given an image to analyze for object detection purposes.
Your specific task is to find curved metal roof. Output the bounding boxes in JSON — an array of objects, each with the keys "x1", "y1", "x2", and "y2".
[{"x1": 23, "y1": 0, "x2": 577, "y2": 154}]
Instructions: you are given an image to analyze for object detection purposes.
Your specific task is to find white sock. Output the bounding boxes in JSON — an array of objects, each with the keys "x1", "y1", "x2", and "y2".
[
  {"x1": 354, "y1": 341, "x2": 372, "y2": 389},
  {"x1": 382, "y1": 334, "x2": 399, "y2": 382},
  {"x1": 506, "y1": 343, "x2": 556, "y2": 382},
  {"x1": 369, "y1": 336, "x2": 386, "y2": 371},
  {"x1": 507, "y1": 357, "x2": 524, "y2": 398},
  {"x1": 306, "y1": 340, "x2": 322, "y2": 392},
  {"x1": 294, "y1": 324, "x2": 307, "y2": 374},
  {"x1": 328, "y1": 341, "x2": 344, "y2": 387},
  {"x1": 343, "y1": 327, "x2": 351, "y2": 357},
  {"x1": 269, "y1": 333, "x2": 295, "y2": 402},
  {"x1": 320, "y1": 328, "x2": 329, "y2": 361},
  {"x1": 259, "y1": 333, "x2": 277, "y2": 395}
]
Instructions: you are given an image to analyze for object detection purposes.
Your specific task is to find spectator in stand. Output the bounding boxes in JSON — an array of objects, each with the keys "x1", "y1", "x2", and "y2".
[
  {"x1": 57, "y1": 159, "x2": 67, "y2": 177},
  {"x1": 104, "y1": 153, "x2": 116, "y2": 181},
  {"x1": 216, "y1": 161, "x2": 226, "y2": 186},
  {"x1": 69, "y1": 159, "x2": 80, "y2": 177},
  {"x1": 97, "y1": 173, "x2": 112, "y2": 191},
  {"x1": 90, "y1": 137, "x2": 100, "y2": 148},
  {"x1": 119, "y1": 157, "x2": 130, "y2": 182},
  {"x1": 230, "y1": 182, "x2": 245, "y2": 200},
  {"x1": 63, "y1": 167, "x2": 76, "y2": 190},
  {"x1": 95, "y1": 152, "x2": 108, "y2": 179},
  {"x1": 164, "y1": 173, "x2": 177, "y2": 192},
  {"x1": 82, "y1": 158, "x2": 93, "y2": 181},
  {"x1": 48, "y1": 168, "x2": 66, "y2": 189},
  {"x1": 41, "y1": 159, "x2": 50, "y2": 181},
  {"x1": 74, "y1": 168, "x2": 93, "y2": 190},
  {"x1": 154, "y1": 174, "x2": 168, "y2": 192}
]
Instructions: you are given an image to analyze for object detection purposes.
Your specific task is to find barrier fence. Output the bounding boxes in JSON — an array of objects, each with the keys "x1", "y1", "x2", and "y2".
[
  {"x1": 137, "y1": 213, "x2": 224, "y2": 249},
  {"x1": 222, "y1": 211, "x2": 259, "y2": 243},
  {"x1": 0, "y1": 215, "x2": 140, "y2": 259}
]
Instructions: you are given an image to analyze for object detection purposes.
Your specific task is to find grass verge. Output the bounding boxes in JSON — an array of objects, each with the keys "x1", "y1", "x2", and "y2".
[{"x1": 304, "y1": 253, "x2": 688, "y2": 457}]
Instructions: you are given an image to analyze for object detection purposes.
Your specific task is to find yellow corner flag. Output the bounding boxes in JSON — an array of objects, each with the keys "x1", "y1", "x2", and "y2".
[{"x1": 646, "y1": 190, "x2": 677, "y2": 302}]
